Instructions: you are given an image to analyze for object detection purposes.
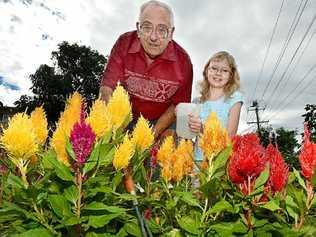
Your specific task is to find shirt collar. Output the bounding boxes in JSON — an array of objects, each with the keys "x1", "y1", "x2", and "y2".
[{"x1": 128, "y1": 34, "x2": 176, "y2": 62}]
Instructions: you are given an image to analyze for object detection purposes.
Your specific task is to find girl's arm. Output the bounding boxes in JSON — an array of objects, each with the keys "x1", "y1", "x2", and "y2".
[{"x1": 227, "y1": 102, "x2": 242, "y2": 137}]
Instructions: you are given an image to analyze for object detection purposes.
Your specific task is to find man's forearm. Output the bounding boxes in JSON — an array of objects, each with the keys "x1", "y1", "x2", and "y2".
[
  {"x1": 99, "y1": 86, "x2": 113, "y2": 103},
  {"x1": 153, "y1": 104, "x2": 176, "y2": 139}
]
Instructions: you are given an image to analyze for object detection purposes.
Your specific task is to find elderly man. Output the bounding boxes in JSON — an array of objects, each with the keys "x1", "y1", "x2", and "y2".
[{"x1": 100, "y1": 0, "x2": 193, "y2": 139}]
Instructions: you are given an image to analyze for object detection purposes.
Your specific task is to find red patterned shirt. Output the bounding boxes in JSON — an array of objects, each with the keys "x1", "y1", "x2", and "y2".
[{"x1": 101, "y1": 31, "x2": 193, "y2": 120}]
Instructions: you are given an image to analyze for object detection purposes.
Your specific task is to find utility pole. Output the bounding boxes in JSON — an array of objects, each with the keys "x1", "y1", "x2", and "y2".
[{"x1": 247, "y1": 100, "x2": 269, "y2": 138}]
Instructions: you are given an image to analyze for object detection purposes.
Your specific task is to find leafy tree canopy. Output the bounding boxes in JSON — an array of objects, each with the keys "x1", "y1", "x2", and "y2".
[
  {"x1": 260, "y1": 126, "x2": 300, "y2": 170},
  {"x1": 14, "y1": 41, "x2": 107, "y2": 124},
  {"x1": 302, "y1": 104, "x2": 316, "y2": 142}
]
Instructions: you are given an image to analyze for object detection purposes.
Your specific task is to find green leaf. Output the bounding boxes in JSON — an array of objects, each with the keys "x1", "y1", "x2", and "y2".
[
  {"x1": 311, "y1": 171, "x2": 316, "y2": 188},
  {"x1": 83, "y1": 142, "x2": 100, "y2": 175},
  {"x1": 178, "y1": 192, "x2": 201, "y2": 208},
  {"x1": 7, "y1": 173, "x2": 24, "y2": 189},
  {"x1": 293, "y1": 168, "x2": 307, "y2": 190},
  {"x1": 63, "y1": 215, "x2": 80, "y2": 226},
  {"x1": 48, "y1": 194, "x2": 72, "y2": 218},
  {"x1": 87, "y1": 213, "x2": 121, "y2": 228},
  {"x1": 177, "y1": 216, "x2": 199, "y2": 235},
  {"x1": 208, "y1": 199, "x2": 234, "y2": 214},
  {"x1": 11, "y1": 228, "x2": 53, "y2": 237},
  {"x1": 99, "y1": 144, "x2": 115, "y2": 167},
  {"x1": 84, "y1": 202, "x2": 126, "y2": 213},
  {"x1": 112, "y1": 170, "x2": 123, "y2": 191},
  {"x1": 199, "y1": 179, "x2": 218, "y2": 197},
  {"x1": 43, "y1": 150, "x2": 74, "y2": 182},
  {"x1": 164, "y1": 229, "x2": 182, "y2": 237},
  {"x1": 64, "y1": 185, "x2": 78, "y2": 205},
  {"x1": 101, "y1": 129, "x2": 113, "y2": 144},
  {"x1": 123, "y1": 220, "x2": 142, "y2": 237},
  {"x1": 212, "y1": 145, "x2": 232, "y2": 175},
  {"x1": 285, "y1": 196, "x2": 299, "y2": 220},
  {"x1": 262, "y1": 200, "x2": 280, "y2": 211},
  {"x1": 254, "y1": 165, "x2": 269, "y2": 190},
  {"x1": 66, "y1": 138, "x2": 76, "y2": 161}
]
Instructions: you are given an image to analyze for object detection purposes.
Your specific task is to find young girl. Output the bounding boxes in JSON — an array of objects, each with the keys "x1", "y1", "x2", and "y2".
[{"x1": 188, "y1": 51, "x2": 243, "y2": 162}]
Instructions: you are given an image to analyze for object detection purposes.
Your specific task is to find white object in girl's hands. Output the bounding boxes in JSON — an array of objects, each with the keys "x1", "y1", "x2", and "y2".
[{"x1": 176, "y1": 103, "x2": 200, "y2": 139}]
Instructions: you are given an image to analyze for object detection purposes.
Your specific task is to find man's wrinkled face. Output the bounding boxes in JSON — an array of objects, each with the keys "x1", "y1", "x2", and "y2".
[{"x1": 137, "y1": 5, "x2": 174, "y2": 59}]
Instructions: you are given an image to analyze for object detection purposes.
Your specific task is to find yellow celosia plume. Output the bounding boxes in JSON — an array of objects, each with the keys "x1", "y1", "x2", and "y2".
[
  {"x1": 157, "y1": 136, "x2": 175, "y2": 165},
  {"x1": 113, "y1": 134, "x2": 135, "y2": 170},
  {"x1": 172, "y1": 139, "x2": 194, "y2": 182},
  {"x1": 30, "y1": 106, "x2": 48, "y2": 145},
  {"x1": 107, "y1": 85, "x2": 132, "y2": 130},
  {"x1": 50, "y1": 126, "x2": 69, "y2": 166},
  {"x1": 86, "y1": 98, "x2": 111, "y2": 139},
  {"x1": 131, "y1": 115, "x2": 154, "y2": 152},
  {"x1": 50, "y1": 92, "x2": 82, "y2": 165},
  {"x1": 199, "y1": 112, "x2": 230, "y2": 160},
  {"x1": 59, "y1": 92, "x2": 82, "y2": 135},
  {"x1": 0, "y1": 113, "x2": 38, "y2": 161}
]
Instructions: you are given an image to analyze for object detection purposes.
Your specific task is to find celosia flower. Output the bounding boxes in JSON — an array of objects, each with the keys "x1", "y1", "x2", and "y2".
[
  {"x1": 131, "y1": 115, "x2": 154, "y2": 152},
  {"x1": 161, "y1": 162, "x2": 173, "y2": 182},
  {"x1": 157, "y1": 136, "x2": 175, "y2": 165},
  {"x1": 51, "y1": 92, "x2": 82, "y2": 165},
  {"x1": 265, "y1": 144, "x2": 289, "y2": 194},
  {"x1": 143, "y1": 209, "x2": 152, "y2": 220},
  {"x1": 299, "y1": 124, "x2": 316, "y2": 180},
  {"x1": 107, "y1": 85, "x2": 132, "y2": 130},
  {"x1": 172, "y1": 139, "x2": 194, "y2": 182},
  {"x1": 59, "y1": 92, "x2": 82, "y2": 136},
  {"x1": 70, "y1": 106, "x2": 96, "y2": 165},
  {"x1": 150, "y1": 144, "x2": 159, "y2": 168},
  {"x1": 113, "y1": 134, "x2": 135, "y2": 170},
  {"x1": 199, "y1": 112, "x2": 230, "y2": 160},
  {"x1": 30, "y1": 106, "x2": 48, "y2": 145},
  {"x1": 0, "y1": 113, "x2": 38, "y2": 161},
  {"x1": 228, "y1": 133, "x2": 267, "y2": 195},
  {"x1": 51, "y1": 127, "x2": 69, "y2": 166},
  {"x1": 86, "y1": 98, "x2": 111, "y2": 139}
]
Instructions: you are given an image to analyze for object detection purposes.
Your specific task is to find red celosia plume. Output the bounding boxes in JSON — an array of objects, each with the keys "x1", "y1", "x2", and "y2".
[
  {"x1": 70, "y1": 104, "x2": 96, "y2": 165},
  {"x1": 265, "y1": 144, "x2": 289, "y2": 194},
  {"x1": 299, "y1": 124, "x2": 316, "y2": 181},
  {"x1": 228, "y1": 133, "x2": 267, "y2": 195}
]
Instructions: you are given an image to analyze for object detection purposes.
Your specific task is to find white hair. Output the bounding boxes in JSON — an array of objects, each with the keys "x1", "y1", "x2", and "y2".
[{"x1": 139, "y1": 0, "x2": 174, "y2": 27}]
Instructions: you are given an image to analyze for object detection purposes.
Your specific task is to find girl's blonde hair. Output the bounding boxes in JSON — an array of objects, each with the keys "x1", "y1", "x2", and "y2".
[{"x1": 199, "y1": 51, "x2": 240, "y2": 102}]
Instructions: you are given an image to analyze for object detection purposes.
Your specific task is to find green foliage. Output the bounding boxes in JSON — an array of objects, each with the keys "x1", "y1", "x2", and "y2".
[
  {"x1": 302, "y1": 104, "x2": 316, "y2": 142},
  {"x1": 260, "y1": 126, "x2": 300, "y2": 169}
]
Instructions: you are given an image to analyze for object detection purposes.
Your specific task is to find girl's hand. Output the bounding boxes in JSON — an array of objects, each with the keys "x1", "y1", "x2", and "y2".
[{"x1": 188, "y1": 113, "x2": 202, "y2": 133}]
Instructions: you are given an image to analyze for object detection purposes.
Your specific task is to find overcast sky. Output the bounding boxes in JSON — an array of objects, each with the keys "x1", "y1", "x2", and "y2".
[{"x1": 0, "y1": 0, "x2": 315, "y2": 134}]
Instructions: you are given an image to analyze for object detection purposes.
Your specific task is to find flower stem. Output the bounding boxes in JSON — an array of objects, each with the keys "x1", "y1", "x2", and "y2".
[
  {"x1": 76, "y1": 168, "x2": 82, "y2": 236},
  {"x1": 33, "y1": 202, "x2": 58, "y2": 235},
  {"x1": 201, "y1": 198, "x2": 209, "y2": 225}
]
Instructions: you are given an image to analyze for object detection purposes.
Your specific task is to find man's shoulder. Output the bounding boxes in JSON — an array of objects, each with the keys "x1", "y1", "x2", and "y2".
[
  {"x1": 115, "y1": 31, "x2": 137, "y2": 45},
  {"x1": 171, "y1": 40, "x2": 191, "y2": 62}
]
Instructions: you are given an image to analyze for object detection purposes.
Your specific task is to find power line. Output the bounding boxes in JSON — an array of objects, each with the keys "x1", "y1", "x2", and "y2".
[
  {"x1": 267, "y1": 65, "x2": 316, "y2": 122},
  {"x1": 260, "y1": 0, "x2": 308, "y2": 101},
  {"x1": 263, "y1": 13, "x2": 316, "y2": 112},
  {"x1": 251, "y1": 0, "x2": 285, "y2": 100},
  {"x1": 264, "y1": 28, "x2": 316, "y2": 117}
]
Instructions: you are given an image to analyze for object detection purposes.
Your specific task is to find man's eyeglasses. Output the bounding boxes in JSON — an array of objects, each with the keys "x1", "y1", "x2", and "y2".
[
  {"x1": 208, "y1": 66, "x2": 231, "y2": 75},
  {"x1": 138, "y1": 22, "x2": 172, "y2": 39}
]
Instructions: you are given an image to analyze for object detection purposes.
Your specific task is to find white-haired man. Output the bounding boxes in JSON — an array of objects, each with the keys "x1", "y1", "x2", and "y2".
[{"x1": 100, "y1": 0, "x2": 193, "y2": 139}]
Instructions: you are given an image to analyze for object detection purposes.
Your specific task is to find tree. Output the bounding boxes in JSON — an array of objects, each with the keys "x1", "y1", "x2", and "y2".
[
  {"x1": 15, "y1": 41, "x2": 107, "y2": 124},
  {"x1": 302, "y1": 104, "x2": 316, "y2": 142},
  {"x1": 260, "y1": 126, "x2": 300, "y2": 170}
]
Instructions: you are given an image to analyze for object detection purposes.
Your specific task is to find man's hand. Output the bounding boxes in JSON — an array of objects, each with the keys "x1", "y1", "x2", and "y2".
[
  {"x1": 99, "y1": 86, "x2": 113, "y2": 103},
  {"x1": 153, "y1": 104, "x2": 176, "y2": 140}
]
